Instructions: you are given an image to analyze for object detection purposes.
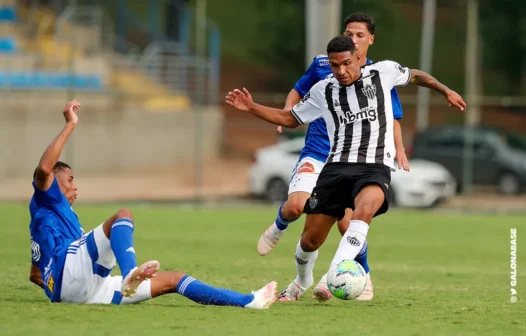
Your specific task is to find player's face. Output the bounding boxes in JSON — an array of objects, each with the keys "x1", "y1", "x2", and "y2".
[
  {"x1": 55, "y1": 168, "x2": 78, "y2": 205},
  {"x1": 329, "y1": 51, "x2": 362, "y2": 86},
  {"x1": 343, "y1": 22, "x2": 374, "y2": 61}
]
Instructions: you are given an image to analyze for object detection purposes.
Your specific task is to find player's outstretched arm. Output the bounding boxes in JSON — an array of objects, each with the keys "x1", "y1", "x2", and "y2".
[
  {"x1": 409, "y1": 70, "x2": 466, "y2": 111},
  {"x1": 226, "y1": 88, "x2": 300, "y2": 128},
  {"x1": 29, "y1": 264, "x2": 44, "y2": 289},
  {"x1": 34, "y1": 100, "x2": 80, "y2": 191},
  {"x1": 277, "y1": 89, "x2": 303, "y2": 133}
]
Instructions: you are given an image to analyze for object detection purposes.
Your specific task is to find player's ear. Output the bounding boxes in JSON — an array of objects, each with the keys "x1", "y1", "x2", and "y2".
[{"x1": 370, "y1": 34, "x2": 375, "y2": 45}]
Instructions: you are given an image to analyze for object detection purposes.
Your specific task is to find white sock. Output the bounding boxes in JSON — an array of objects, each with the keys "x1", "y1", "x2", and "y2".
[
  {"x1": 294, "y1": 240, "x2": 318, "y2": 288},
  {"x1": 331, "y1": 220, "x2": 370, "y2": 266}
]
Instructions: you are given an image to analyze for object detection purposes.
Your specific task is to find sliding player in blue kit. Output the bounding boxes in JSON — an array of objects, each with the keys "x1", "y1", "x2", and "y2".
[{"x1": 29, "y1": 99, "x2": 277, "y2": 309}]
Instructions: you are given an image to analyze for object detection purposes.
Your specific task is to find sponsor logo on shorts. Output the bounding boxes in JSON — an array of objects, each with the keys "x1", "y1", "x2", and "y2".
[
  {"x1": 297, "y1": 162, "x2": 315, "y2": 174},
  {"x1": 295, "y1": 255, "x2": 308, "y2": 265},
  {"x1": 347, "y1": 236, "x2": 361, "y2": 247},
  {"x1": 384, "y1": 183, "x2": 389, "y2": 190}
]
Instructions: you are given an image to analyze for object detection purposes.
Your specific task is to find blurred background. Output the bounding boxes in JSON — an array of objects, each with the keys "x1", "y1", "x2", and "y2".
[{"x1": 0, "y1": 0, "x2": 525, "y2": 213}]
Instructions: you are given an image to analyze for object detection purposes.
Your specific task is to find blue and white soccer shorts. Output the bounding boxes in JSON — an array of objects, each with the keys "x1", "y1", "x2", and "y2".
[
  {"x1": 61, "y1": 224, "x2": 151, "y2": 305},
  {"x1": 288, "y1": 157, "x2": 325, "y2": 195}
]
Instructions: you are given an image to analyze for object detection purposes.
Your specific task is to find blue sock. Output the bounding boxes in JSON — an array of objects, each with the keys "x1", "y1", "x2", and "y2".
[
  {"x1": 354, "y1": 240, "x2": 370, "y2": 273},
  {"x1": 175, "y1": 275, "x2": 254, "y2": 307},
  {"x1": 110, "y1": 218, "x2": 137, "y2": 279},
  {"x1": 275, "y1": 202, "x2": 298, "y2": 231}
]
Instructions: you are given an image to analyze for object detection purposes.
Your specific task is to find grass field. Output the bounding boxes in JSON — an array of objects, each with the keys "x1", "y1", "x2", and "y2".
[{"x1": 1, "y1": 203, "x2": 524, "y2": 335}]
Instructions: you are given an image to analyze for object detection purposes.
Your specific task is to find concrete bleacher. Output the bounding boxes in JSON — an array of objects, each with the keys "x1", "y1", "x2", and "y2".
[{"x1": 0, "y1": 2, "x2": 104, "y2": 90}]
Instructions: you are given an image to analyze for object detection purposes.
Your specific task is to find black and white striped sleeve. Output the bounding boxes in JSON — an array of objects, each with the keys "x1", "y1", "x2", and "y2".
[{"x1": 290, "y1": 81, "x2": 325, "y2": 125}]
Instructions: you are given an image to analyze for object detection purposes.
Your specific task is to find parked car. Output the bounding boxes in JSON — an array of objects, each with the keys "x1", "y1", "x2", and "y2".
[
  {"x1": 249, "y1": 138, "x2": 457, "y2": 208},
  {"x1": 409, "y1": 125, "x2": 526, "y2": 195}
]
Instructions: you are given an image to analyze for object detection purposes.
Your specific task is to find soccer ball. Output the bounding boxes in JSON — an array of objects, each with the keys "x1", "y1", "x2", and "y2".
[{"x1": 327, "y1": 259, "x2": 367, "y2": 300}]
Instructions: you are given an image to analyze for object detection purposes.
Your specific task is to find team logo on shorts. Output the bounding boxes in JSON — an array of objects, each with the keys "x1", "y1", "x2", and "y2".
[
  {"x1": 309, "y1": 195, "x2": 318, "y2": 209},
  {"x1": 362, "y1": 84, "x2": 377, "y2": 100},
  {"x1": 298, "y1": 162, "x2": 315, "y2": 174}
]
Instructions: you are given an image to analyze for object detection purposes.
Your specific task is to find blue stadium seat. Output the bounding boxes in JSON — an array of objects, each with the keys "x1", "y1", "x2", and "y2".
[
  {"x1": 0, "y1": 7, "x2": 16, "y2": 22},
  {"x1": 0, "y1": 71, "x2": 104, "y2": 90},
  {"x1": 0, "y1": 36, "x2": 16, "y2": 53}
]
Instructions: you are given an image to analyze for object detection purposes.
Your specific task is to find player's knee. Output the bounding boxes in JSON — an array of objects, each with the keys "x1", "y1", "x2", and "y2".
[
  {"x1": 281, "y1": 198, "x2": 305, "y2": 220},
  {"x1": 288, "y1": 201, "x2": 305, "y2": 219},
  {"x1": 300, "y1": 234, "x2": 321, "y2": 252},
  {"x1": 115, "y1": 208, "x2": 134, "y2": 221},
  {"x1": 353, "y1": 204, "x2": 376, "y2": 223}
]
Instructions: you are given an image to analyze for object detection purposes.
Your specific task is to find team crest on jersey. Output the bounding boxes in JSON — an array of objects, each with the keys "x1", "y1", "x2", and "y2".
[{"x1": 362, "y1": 84, "x2": 377, "y2": 100}]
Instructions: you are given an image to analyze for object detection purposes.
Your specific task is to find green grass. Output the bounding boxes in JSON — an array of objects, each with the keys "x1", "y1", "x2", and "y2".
[{"x1": 1, "y1": 203, "x2": 524, "y2": 335}]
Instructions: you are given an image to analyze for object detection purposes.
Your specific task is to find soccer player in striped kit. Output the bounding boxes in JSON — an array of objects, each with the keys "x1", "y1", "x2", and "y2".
[{"x1": 226, "y1": 35, "x2": 465, "y2": 302}]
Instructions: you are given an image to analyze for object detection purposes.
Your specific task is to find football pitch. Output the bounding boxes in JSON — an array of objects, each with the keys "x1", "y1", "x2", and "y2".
[{"x1": 1, "y1": 203, "x2": 523, "y2": 335}]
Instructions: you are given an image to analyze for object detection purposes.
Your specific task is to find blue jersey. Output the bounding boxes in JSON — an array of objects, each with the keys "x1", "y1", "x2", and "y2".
[
  {"x1": 293, "y1": 55, "x2": 404, "y2": 163},
  {"x1": 29, "y1": 178, "x2": 83, "y2": 302}
]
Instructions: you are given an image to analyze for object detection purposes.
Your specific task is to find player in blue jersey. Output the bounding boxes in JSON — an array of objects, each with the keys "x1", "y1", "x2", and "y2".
[
  {"x1": 256, "y1": 13, "x2": 410, "y2": 302},
  {"x1": 29, "y1": 100, "x2": 277, "y2": 308}
]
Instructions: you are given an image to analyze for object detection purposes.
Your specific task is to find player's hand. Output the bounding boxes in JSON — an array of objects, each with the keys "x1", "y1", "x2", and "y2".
[
  {"x1": 395, "y1": 149, "x2": 410, "y2": 171},
  {"x1": 277, "y1": 126, "x2": 283, "y2": 133},
  {"x1": 63, "y1": 99, "x2": 80, "y2": 125},
  {"x1": 445, "y1": 90, "x2": 466, "y2": 112},
  {"x1": 225, "y1": 88, "x2": 254, "y2": 112}
]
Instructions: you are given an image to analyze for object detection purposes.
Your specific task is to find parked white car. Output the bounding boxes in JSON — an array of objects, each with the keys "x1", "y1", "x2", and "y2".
[{"x1": 249, "y1": 138, "x2": 457, "y2": 208}]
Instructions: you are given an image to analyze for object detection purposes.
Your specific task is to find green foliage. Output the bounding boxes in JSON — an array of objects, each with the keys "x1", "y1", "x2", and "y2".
[
  {"x1": 253, "y1": 0, "x2": 306, "y2": 89},
  {"x1": 480, "y1": 0, "x2": 526, "y2": 95}
]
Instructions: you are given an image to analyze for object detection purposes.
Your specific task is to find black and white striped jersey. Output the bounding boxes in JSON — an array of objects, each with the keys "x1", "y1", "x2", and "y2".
[{"x1": 290, "y1": 60, "x2": 411, "y2": 169}]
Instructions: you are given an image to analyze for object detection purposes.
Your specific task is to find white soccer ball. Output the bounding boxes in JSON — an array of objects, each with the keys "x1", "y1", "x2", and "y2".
[{"x1": 327, "y1": 259, "x2": 368, "y2": 300}]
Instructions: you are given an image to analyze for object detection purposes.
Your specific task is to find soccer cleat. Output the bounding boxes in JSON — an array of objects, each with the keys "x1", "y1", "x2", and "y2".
[
  {"x1": 245, "y1": 281, "x2": 278, "y2": 309},
  {"x1": 257, "y1": 223, "x2": 286, "y2": 256},
  {"x1": 277, "y1": 280, "x2": 307, "y2": 302},
  {"x1": 312, "y1": 274, "x2": 332, "y2": 303},
  {"x1": 355, "y1": 273, "x2": 374, "y2": 301},
  {"x1": 121, "y1": 260, "x2": 160, "y2": 298}
]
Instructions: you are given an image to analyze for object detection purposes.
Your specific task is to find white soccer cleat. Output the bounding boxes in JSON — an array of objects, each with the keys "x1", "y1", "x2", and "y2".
[
  {"x1": 355, "y1": 273, "x2": 374, "y2": 301},
  {"x1": 245, "y1": 281, "x2": 278, "y2": 309},
  {"x1": 277, "y1": 280, "x2": 308, "y2": 302},
  {"x1": 257, "y1": 223, "x2": 286, "y2": 256},
  {"x1": 121, "y1": 260, "x2": 160, "y2": 298},
  {"x1": 312, "y1": 273, "x2": 333, "y2": 303}
]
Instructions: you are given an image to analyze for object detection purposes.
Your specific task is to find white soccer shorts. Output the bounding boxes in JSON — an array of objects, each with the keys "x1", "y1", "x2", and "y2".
[
  {"x1": 288, "y1": 157, "x2": 325, "y2": 195},
  {"x1": 60, "y1": 224, "x2": 151, "y2": 305}
]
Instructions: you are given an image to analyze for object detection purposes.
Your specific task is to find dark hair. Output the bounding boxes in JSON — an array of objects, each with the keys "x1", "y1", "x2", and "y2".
[
  {"x1": 326, "y1": 35, "x2": 357, "y2": 55},
  {"x1": 343, "y1": 12, "x2": 375, "y2": 35},
  {"x1": 33, "y1": 161, "x2": 71, "y2": 180}
]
